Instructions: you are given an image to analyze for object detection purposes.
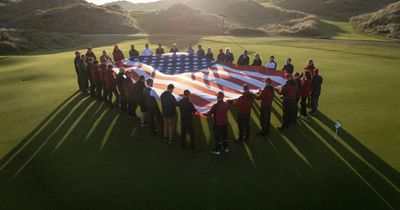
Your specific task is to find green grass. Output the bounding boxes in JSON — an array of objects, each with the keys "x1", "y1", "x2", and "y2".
[{"x1": 0, "y1": 35, "x2": 399, "y2": 209}]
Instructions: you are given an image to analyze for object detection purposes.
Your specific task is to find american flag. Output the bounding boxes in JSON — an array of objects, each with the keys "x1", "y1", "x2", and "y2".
[{"x1": 115, "y1": 53, "x2": 287, "y2": 113}]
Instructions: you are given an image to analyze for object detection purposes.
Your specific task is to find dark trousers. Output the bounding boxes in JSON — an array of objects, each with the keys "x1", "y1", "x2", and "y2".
[
  {"x1": 260, "y1": 105, "x2": 272, "y2": 134},
  {"x1": 80, "y1": 76, "x2": 89, "y2": 93},
  {"x1": 237, "y1": 113, "x2": 250, "y2": 141},
  {"x1": 282, "y1": 101, "x2": 296, "y2": 128},
  {"x1": 76, "y1": 70, "x2": 82, "y2": 91},
  {"x1": 148, "y1": 107, "x2": 163, "y2": 134},
  {"x1": 104, "y1": 87, "x2": 119, "y2": 107},
  {"x1": 127, "y1": 98, "x2": 138, "y2": 118},
  {"x1": 300, "y1": 97, "x2": 308, "y2": 117},
  {"x1": 95, "y1": 81, "x2": 102, "y2": 100},
  {"x1": 213, "y1": 124, "x2": 228, "y2": 151},
  {"x1": 89, "y1": 78, "x2": 95, "y2": 96},
  {"x1": 311, "y1": 91, "x2": 321, "y2": 112},
  {"x1": 181, "y1": 121, "x2": 195, "y2": 149},
  {"x1": 119, "y1": 92, "x2": 127, "y2": 112}
]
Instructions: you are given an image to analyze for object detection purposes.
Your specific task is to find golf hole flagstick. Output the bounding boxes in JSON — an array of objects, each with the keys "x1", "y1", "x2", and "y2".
[{"x1": 334, "y1": 120, "x2": 342, "y2": 141}]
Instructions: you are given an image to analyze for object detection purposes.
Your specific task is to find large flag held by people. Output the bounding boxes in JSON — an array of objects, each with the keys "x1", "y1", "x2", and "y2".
[{"x1": 115, "y1": 53, "x2": 287, "y2": 113}]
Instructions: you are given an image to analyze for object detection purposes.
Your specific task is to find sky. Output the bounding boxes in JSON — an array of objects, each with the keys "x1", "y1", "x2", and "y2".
[{"x1": 85, "y1": 0, "x2": 159, "y2": 5}]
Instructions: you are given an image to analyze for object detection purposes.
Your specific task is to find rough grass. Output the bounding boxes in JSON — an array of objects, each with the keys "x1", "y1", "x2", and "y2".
[{"x1": 0, "y1": 36, "x2": 399, "y2": 209}]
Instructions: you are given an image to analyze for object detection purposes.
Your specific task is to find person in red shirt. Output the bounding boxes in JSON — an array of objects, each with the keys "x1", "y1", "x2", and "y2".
[
  {"x1": 231, "y1": 84, "x2": 255, "y2": 142},
  {"x1": 205, "y1": 91, "x2": 230, "y2": 155},
  {"x1": 123, "y1": 71, "x2": 138, "y2": 120},
  {"x1": 256, "y1": 78, "x2": 275, "y2": 136},
  {"x1": 100, "y1": 50, "x2": 112, "y2": 64},
  {"x1": 277, "y1": 74, "x2": 299, "y2": 130},
  {"x1": 91, "y1": 61, "x2": 102, "y2": 100},
  {"x1": 300, "y1": 71, "x2": 312, "y2": 119},
  {"x1": 305, "y1": 59, "x2": 316, "y2": 74},
  {"x1": 112, "y1": 45, "x2": 125, "y2": 63},
  {"x1": 103, "y1": 65, "x2": 119, "y2": 108}
]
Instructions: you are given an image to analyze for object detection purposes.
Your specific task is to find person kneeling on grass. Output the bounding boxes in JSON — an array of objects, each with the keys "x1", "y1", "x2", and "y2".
[
  {"x1": 178, "y1": 90, "x2": 197, "y2": 151},
  {"x1": 143, "y1": 79, "x2": 163, "y2": 135},
  {"x1": 205, "y1": 92, "x2": 230, "y2": 155},
  {"x1": 255, "y1": 78, "x2": 274, "y2": 136},
  {"x1": 161, "y1": 84, "x2": 178, "y2": 144}
]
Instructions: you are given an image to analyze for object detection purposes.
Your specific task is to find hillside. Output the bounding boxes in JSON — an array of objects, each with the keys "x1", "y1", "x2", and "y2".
[
  {"x1": 350, "y1": 1, "x2": 400, "y2": 39},
  {"x1": 0, "y1": 0, "x2": 138, "y2": 34},
  {"x1": 269, "y1": 0, "x2": 397, "y2": 20}
]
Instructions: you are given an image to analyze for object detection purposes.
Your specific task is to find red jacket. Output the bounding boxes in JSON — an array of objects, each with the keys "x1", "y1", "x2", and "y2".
[
  {"x1": 301, "y1": 79, "x2": 311, "y2": 98},
  {"x1": 91, "y1": 64, "x2": 100, "y2": 82},
  {"x1": 234, "y1": 92, "x2": 255, "y2": 114},
  {"x1": 281, "y1": 79, "x2": 298, "y2": 102},
  {"x1": 206, "y1": 101, "x2": 229, "y2": 126},
  {"x1": 113, "y1": 49, "x2": 125, "y2": 62},
  {"x1": 99, "y1": 64, "x2": 107, "y2": 83},
  {"x1": 305, "y1": 65, "x2": 316, "y2": 74},
  {"x1": 104, "y1": 69, "x2": 116, "y2": 89},
  {"x1": 100, "y1": 55, "x2": 112, "y2": 64},
  {"x1": 256, "y1": 85, "x2": 274, "y2": 106}
]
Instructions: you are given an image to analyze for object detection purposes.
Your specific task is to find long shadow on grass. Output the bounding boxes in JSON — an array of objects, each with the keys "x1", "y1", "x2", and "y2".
[{"x1": 0, "y1": 93, "x2": 399, "y2": 209}]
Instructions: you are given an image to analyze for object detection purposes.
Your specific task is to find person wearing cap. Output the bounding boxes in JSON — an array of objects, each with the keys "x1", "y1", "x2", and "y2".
[
  {"x1": 300, "y1": 71, "x2": 312, "y2": 119},
  {"x1": 305, "y1": 59, "x2": 316, "y2": 74},
  {"x1": 74, "y1": 51, "x2": 82, "y2": 91},
  {"x1": 104, "y1": 65, "x2": 119, "y2": 108},
  {"x1": 129, "y1": 45, "x2": 139, "y2": 59},
  {"x1": 116, "y1": 68, "x2": 127, "y2": 112},
  {"x1": 205, "y1": 91, "x2": 230, "y2": 155},
  {"x1": 206, "y1": 48, "x2": 214, "y2": 60},
  {"x1": 197, "y1": 45, "x2": 205, "y2": 57},
  {"x1": 230, "y1": 84, "x2": 255, "y2": 142},
  {"x1": 187, "y1": 44, "x2": 195, "y2": 55},
  {"x1": 85, "y1": 48, "x2": 97, "y2": 61},
  {"x1": 237, "y1": 50, "x2": 250, "y2": 66},
  {"x1": 112, "y1": 45, "x2": 125, "y2": 63},
  {"x1": 277, "y1": 74, "x2": 299, "y2": 129},
  {"x1": 91, "y1": 60, "x2": 102, "y2": 100},
  {"x1": 217, "y1": 49, "x2": 225, "y2": 63},
  {"x1": 170, "y1": 43, "x2": 179, "y2": 53},
  {"x1": 224, "y1": 48, "x2": 234, "y2": 63},
  {"x1": 100, "y1": 50, "x2": 112, "y2": 65},
  {"x1": 282, "y1": 58, "x2": 294, "y2": 74},
  {"x1": 252, "y1": 54, "x2": 262, "y2": 66},
  {"x1": 160, "y1": 84, "x2": 178, "y2": 143},
  {"x1": 256, "y1": 78, "x2": 275, "y2": 136},
  {"x1": 86, "y1": 57, "x2": 95, "y2": 97},
  {"x1": 156, "y1": 44, "x2": 165, "y2": 55},
  {"x1": 142, "y1": 43, "x2": 153, "y2": 56},
  {"x1": 78, "y1": 54, "x2": 89, "y2": 94},
  {"x1": 265, "y1": 56, "x2": 277, "y2": 70},
  {"x1": 309, "y1": 69, "x2": 323, "y2": 115},
  {"x1": 178, "y1": 90, "x2": 197, "y2": 151},
  {"x1": 123, "y1": 71, "x2": 138, "y2": 119},
  {"x1": 143, "y1": 79, "x2": 163, "y2": 134},
  {"x1": 134, "y1": 75, "x2": 148, "y2": 126}
]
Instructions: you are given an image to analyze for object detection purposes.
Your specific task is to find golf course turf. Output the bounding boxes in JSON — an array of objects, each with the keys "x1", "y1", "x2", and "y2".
[{"x1": 0, "y1": 35, "x2": 399, "y2": 209}]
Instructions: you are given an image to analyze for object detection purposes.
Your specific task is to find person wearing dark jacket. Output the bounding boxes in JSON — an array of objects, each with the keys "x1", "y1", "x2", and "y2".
[
  {"x1": 112, "y1": 45, "x2": 125, "y2": 63},
  {"x1": 300, "y1": 71, "x2": 312, "y2": 118},
  {"x1": 206, "y1": 48, "x2": 214, "y2": 60},
  {"x1": 103, "y1": 65, "x2": 119, "y2": 108},
  {"x1": 91, "y1": 61, "x2": 102, "y2": 100},
  {"x1": 156, "y1": 44, "x2": 165, "y2": 55},
  {"x1": 85, "y1": 48, "x2": 97, "y2": 61},
  {"x1": 74, "y1": 51, "x2": 82, "y2": 91},
  {"x1": 86, "y1": 57, "x2": 95, "y2": 97},
  {"x1": 252, "y1": 54, "x2": 262, "y2": 66},
  {"x1": 217, "y1": 49, "x2": 225, "y2": 63},
  {"x1": 143, "y1": 79, "x2": 163, "y2": 134},
  {"x1": 256, "y1": 78, "x2": 274, "y2": 136},
  {"x1": 178, "y1": 90, "x2": 197, "y2": 151},
  {"x1": 116, "y1": 68, "x2": 127, "y2": 112},
  {"x1": 277, "y1": 74, "x2": 299, "y2": 129},
  {"x1": 160, "y1": 84, "x2": 178, "y2": 143},
  {"x1": 294, "y1": 72, "x2": 302, "y2": 122},
  {"x1": 197, "y1": 45, "x2": 205, "y2": 57},
  {"x1": 134, "y1": 75, "x2": 148, "y2": 126},
  {"x1": 237, "y1": 50, "x2": 250, "y2": 66},
  {"x1": 123, "y1": 71, "x2": 138, "y2": 119},
  {"x1": 232, "y1": 85, "x2": 255, "y2": 142},
  {"x1": 282, "y1": 58, "x2": 294, "y2": 74},
  {"x1": 310, "y1": 69, "x2": 323, "y2": 114},
  {"x1": 78, "y1": 55, "x2": 88, "y2": 94},
  {"x1": 129, "y1": 45, "x2": 139, "y2": 59},
  {"x1": 205, "y1": 91, "x2": 230, "y2": 155},
  {"x1": 224, "y1": 48, "x2": 234, "y2": 63},
  {"x1": 170, "y1": 43, "x2": 179, "y2": 53}
]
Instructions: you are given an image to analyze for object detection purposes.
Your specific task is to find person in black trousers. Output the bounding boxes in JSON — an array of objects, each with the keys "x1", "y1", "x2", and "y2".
[
  {"x1": 74, "y1": 51, "x2": 82, "y2": 91},
  {"x1": 310, "y1": 69, "x2": 323, "y2": 114},
  {"x1": 134, "y1": 75, "x2": 148, "y2": 126},
  {"x1": 143, "y1": 79, "x2": 163, "y2": 134},
  {"x1": 255, "y1": 78, "x2": 274, "y2": 136},
  {"x1": 178, "y1": 90, "x2": 197, "y2": 151},
  {"x1": 116, "y1": 68, "x2": 127, "y2": 112}
]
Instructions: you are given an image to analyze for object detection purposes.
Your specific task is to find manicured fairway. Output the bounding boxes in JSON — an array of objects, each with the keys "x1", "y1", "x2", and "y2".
[{"x1": 0, "y1": 35, "x2": 399, "y2": 209}]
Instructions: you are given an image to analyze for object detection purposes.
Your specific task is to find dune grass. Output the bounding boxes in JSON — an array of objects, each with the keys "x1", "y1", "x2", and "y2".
[{"x1": 0, "y1": 35, "x2": 399, "y2": 209}]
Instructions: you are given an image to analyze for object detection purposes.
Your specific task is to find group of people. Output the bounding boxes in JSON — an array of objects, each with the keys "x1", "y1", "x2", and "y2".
[{"x1": 73, "y1": 43, "x2": 323, "y2": 155}]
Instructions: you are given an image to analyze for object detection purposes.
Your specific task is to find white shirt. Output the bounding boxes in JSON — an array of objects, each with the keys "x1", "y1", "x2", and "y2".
[
  {"x1": 265, "y1": 61, "x2": 277, "y2": 70},
  {"x1": 142, "y1": 49, "x2": 153, "y2": 56},
  {"x1": 147, "y1": 86, "x2": 160, "y2": 100}
]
